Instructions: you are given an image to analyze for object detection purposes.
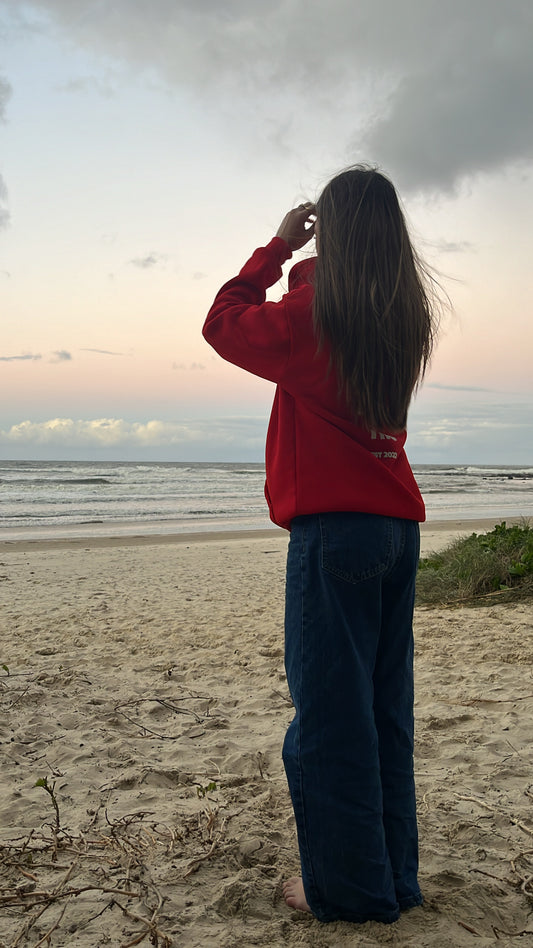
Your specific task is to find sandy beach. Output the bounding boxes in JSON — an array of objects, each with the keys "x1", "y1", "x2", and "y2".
[{"x1": 1, "y1": 520, "x2": 532, "y2": 947}]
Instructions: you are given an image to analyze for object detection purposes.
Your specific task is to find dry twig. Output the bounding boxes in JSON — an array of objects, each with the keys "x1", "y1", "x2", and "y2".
[{"x1": 454, "y1": 793, "x2": 533, "y2": 838}]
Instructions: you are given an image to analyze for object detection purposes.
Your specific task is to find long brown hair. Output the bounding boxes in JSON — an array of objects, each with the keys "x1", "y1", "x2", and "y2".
[{"x1": 312, "y1": 166, "x2": 439, "y2": 432}]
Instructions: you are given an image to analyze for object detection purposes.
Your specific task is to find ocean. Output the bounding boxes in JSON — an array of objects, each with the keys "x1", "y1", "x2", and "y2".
[{"x1": 1, "y1": 460, "x2": 532, "y2": 541}]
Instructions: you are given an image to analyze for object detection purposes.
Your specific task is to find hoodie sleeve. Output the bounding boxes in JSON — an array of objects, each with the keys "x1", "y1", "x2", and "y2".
[{"x1": 202, "y1": 237, "x2": 295, "y2": 383}]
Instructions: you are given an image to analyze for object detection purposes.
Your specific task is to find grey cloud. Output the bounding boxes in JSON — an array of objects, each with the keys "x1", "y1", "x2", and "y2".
[
  {"x1": 172, "y1": 362, "x2": 206, "y2": 371},
  {"x1": 130, "y1": 253, "x2": 165, "y2": 269},
  {"x1": 427, "y1": 383, "x2": 496, "y2": 393},
  {"x1": 14, "y1": 1, "x2": 533, "y2": 192},
  {"x1": 81, "y1": 347, "x2": 124, "y2": 356},
  {"x1": 362, "y1": 22, "x2": 533, "y2": 192},
  {"x1": 429, "y1": 240, "x2": 475, "y2": 255},
  {"x1": 0, "y1": 352, "x2": 42, "y2": 362},
  {"x1": 0, "y1": 350, "x2": 73, "y2": 363},
  {"x1": 50, "y1": 350, "x2": 72, "y2": 362}
]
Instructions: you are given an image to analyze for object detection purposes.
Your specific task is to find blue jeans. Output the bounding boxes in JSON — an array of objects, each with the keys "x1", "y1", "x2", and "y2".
[{"x1": 282, "y1": 512, "x2": 422, "y2": 923}]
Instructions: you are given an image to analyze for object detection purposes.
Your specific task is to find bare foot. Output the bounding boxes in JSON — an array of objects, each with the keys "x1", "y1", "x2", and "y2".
[{"x1": 283, "y1": 876, "x2": 311, "y2": 913}]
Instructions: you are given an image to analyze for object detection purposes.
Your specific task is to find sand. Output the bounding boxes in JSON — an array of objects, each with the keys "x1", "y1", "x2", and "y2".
[{"x1": 0, "y1": 521, "x2": 532, "y2": 947}]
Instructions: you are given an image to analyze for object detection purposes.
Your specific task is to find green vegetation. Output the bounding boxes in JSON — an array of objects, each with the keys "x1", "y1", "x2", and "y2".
[
  {"x1": 416, "y1": 521, "x2": 533, "y2": 606},
  {"x1": 196, "y1": 780, "x2": 218, "y2": 799},
  {"x1": 34, "y1": 775, "x2": 61, "y2": 832}
]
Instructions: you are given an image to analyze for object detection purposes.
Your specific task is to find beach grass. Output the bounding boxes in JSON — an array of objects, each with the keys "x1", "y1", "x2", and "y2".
[{"x1": 416, "y1": 520, "x2": 533, "y2": 606}]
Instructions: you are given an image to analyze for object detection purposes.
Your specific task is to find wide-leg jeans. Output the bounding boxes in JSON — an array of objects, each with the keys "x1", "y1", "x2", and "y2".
[{"x1": 282, "y1": 512, "x2": 423, "y2": 923}]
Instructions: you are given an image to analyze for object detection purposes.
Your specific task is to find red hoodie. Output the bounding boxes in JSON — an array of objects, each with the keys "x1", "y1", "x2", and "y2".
[{"x1": 203, "y1": 237, "x2": 425, "y2": 529}]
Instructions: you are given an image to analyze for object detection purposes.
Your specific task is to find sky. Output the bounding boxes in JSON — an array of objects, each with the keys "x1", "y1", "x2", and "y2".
[{"x1": 0, "y1": 0, "x2": 532, "y2": 464}]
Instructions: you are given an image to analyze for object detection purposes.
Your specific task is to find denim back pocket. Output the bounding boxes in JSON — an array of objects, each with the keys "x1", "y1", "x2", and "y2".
[{"x1": 319, "y1": 512, "x2": 394, "y2": 584}]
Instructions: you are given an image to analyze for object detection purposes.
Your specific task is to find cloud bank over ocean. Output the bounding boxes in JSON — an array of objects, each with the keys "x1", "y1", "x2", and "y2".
[
  {"x1": 0, "y1": 417, "x2": 267, "y2": 460},
  {"x1": 2, "y1": 397, "x2": 532, "y2": 463}
]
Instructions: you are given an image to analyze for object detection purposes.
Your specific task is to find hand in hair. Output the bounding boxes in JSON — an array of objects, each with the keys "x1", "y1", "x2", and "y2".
[{"x1": 276, "y1": 203, "x2": 316, "y2": 251}]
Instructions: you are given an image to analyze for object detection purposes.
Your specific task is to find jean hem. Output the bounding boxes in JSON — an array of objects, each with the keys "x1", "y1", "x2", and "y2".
[
  {"x1": 310, "y1": 904, "x2": 401, "y2": 925},
  {"x1": 398, "y1": 892, "x2": 423, "y2": 911}
]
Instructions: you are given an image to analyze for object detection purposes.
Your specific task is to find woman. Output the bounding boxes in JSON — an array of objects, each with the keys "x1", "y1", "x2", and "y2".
[{"x1": 202, "y1": 166, "x2": 439, "y2": 924}]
